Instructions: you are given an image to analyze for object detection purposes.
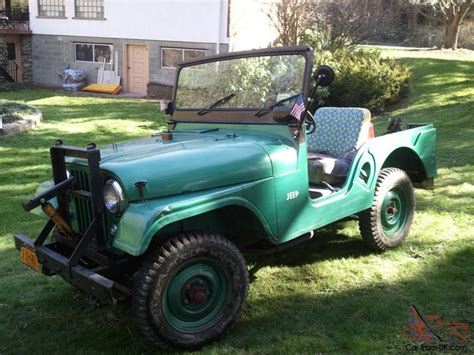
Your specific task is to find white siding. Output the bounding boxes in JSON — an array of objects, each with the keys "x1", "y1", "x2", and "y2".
[{"x1": 29, "y1": 0, "x2": 229, "y2": 44}]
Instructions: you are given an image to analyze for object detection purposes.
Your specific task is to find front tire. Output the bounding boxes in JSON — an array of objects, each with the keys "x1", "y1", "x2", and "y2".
[
  {"x1": 133, "y1": 232, "x2": 248, "y2": 350},
  {"x1": 359, "y1": 168, "x2": 415, "y2": 251}
]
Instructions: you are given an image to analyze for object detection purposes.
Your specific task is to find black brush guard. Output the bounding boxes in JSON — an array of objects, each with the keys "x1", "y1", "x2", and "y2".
[{"x1": 13, "y1": 141, "x2": 132, "y2": 304}]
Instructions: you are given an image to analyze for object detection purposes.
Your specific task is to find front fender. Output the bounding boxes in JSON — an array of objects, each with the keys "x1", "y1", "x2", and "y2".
[{"x1": 111, "y1": 182, "x2": 276, "y2": 256}]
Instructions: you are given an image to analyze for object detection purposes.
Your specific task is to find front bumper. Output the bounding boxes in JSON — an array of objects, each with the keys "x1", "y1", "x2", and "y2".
[
  {"x1": 15, "y1": 142, "x2": 135, "y2": 304},
  {"x1": 14, "y1": 232, "x2": 122, "y2": 304}
]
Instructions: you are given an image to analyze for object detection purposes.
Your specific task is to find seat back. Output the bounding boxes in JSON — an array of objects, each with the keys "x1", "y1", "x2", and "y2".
[{"x1": 307, "y1": 107, "x2": 371, "y2": 157}]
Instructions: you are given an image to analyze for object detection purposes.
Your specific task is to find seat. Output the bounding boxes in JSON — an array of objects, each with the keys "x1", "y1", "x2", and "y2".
[{"x1": 307, "y1": 107, "x2": 371, "y2": 185}]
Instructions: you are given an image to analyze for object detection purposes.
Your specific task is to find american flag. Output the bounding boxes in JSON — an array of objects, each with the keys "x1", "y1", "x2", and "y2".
[
  {"x1": 290, "y1": 95, "x2": 305, "y2": 121},
  {"x1": 160, "y1": 100, "x2": 167, "y2": 111}
]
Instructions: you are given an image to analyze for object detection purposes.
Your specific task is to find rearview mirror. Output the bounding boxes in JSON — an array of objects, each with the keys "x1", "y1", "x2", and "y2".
[
  {"x1": 314, "y1": 65, "x2": 335, "y2": 87},
  {"x1": 165, "y1": 101, "x2": 175, "y2": 115}
]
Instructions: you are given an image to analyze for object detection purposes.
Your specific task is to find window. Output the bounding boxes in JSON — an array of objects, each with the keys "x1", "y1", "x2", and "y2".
[
  {"x1": 75, "y1": 43, "x2": 112, "y2": 63},
  {"x1": 7, "y1": 43, "x2": 16, "y2": 60},
  {"x1": 161, "y1": 48, "x2": 206, "y2": 69},
  {"x1": 75, "y1": 0, "x2": 104, "y2": 19},
  {"x1": 38, "y1": 0, "x2": 65, "y2": 17}
]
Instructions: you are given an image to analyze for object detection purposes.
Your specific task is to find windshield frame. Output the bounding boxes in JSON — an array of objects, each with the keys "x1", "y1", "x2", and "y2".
[{"x1": 171, "y1": 45, "x2": 314, "y2": 124}]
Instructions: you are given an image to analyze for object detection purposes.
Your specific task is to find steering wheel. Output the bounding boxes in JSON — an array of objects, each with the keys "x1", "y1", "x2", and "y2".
[{"x1": 305, "y1": 111, "x2": 316, "y2": 134}]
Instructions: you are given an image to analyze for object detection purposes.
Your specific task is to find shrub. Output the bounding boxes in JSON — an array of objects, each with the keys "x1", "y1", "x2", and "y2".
[
  {"x1": 0, "y1": 100, "x2": 39, "y2": 124},
  {"x1": 0, "y1": 82, "x2": 30, "y2": 92},
  {"x1": 311, "y1": 47, "x2": 411, "y2": 112}
]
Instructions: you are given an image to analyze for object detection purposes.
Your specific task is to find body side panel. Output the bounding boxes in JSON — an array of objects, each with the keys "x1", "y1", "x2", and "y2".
[{"x1": 272, "y1": 124, "x2": 436, "y2": 242}]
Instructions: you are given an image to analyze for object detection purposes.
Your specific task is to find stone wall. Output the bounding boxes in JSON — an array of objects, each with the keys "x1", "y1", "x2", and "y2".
[
  {"x1": 0, "y1": 36, "x2": 7, "y2": 62},
  {"x1": 31, "y1": 34, "x2": 228, "y2": 89},
  {"x1": 0, "y1": 34, "x2": 33, "y2": 83},
  {"x1": 0, "y1": 37, "x2": 6, "y2": 83},
  {"x1": 20, "y1": 35, "x2": 33, "y2": 83},
  {"x1": 0, "y1": 36, "x2": 6, "y2": 51}
]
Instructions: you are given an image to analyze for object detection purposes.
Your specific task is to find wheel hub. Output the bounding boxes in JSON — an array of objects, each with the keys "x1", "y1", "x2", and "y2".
[
  {"x1": 186, "y1": 284, "x2": 208, "y2": 305},
  {"x1": 385, "y1": 200, "x2": 399, "y2": 221},
  {"x1": 162, "y1": 260, "x2": 232, "y2": 332},
  {"x1": 381, "y1": 188, "x2": 407, "y2": 237},
  {"x1": 386, "y1": 203, "x2": 398, "y2": 216}
]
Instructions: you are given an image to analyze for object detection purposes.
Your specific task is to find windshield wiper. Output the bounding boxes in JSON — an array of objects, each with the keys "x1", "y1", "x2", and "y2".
[
  {"x1": 254, "y1": 93, "x2": 302, "y2": 117},
  {"x1": 197, "y1": 93, "x2": 236, "y2": 116}
]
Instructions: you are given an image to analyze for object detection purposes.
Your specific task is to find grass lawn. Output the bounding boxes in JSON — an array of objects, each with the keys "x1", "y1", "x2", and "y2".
[{"x1": 0, "y1": 50, "x2": 473, "y2": 354}]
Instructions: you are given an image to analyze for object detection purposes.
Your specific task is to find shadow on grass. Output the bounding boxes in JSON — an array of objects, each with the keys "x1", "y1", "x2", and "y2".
[
  {"x1": 1, "y1": 242, "x2": 472, "y2": 353},
  {"x1": 0, "y1": 95, "x2": 167, "y2": 240},
  {"x1": 246, "y1": 224, "x2": 372, "y2": 273},
  {"x1": 231, "y1": 246, "x2": 474, "y2": 353}
]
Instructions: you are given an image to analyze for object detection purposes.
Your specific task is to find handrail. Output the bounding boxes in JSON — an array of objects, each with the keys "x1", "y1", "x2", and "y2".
[
  {"x1": 0, "y1": 9, "x2": 30, "y2": 31},
  {"x1": 0, "y1": 47, "x2": 18, "y2": 81}
]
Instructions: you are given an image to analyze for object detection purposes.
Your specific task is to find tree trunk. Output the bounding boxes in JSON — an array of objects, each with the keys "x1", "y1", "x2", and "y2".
[
  {"x1": 407, "y1": 6, "x2": 419, "y2": 35},
  {"x1": 443, "y1": 16, "x2": 461, "y2": 49},
  {"x1": 440, "y1": 0, "x2": 473, "y2": 50}
]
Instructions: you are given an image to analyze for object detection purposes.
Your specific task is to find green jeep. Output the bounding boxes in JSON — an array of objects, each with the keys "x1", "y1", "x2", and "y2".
[{"x1": 13, "y1": 46, "x2": 436, "y2": 350}]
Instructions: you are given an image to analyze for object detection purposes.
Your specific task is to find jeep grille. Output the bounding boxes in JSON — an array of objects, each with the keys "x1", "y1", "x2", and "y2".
[{"x1": 69, "y1": 166, "x2": 110, "y2": 240}]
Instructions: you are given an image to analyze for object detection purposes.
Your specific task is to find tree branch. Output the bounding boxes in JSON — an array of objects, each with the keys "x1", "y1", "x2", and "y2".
[
  {"x1": 418, "y1": 7, "x2": 442, "y2": 21},
  {"x1": 460, "y1": 0, "x2": 473, "y2": 17}
]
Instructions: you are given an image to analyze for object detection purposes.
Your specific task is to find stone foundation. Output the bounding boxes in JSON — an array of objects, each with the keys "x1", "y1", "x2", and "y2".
[
  {"x1": 20, "y1": 35, "x2": 33, "y2": 83},
  {"x1": 0, "y1": 36, "x2": 7, "y2": 83},
  {"x1": 31, "y1": 34, "x2": 228, "y2": 90},
  {"x1": 0, "y1": 36, "x2": 6, "y2": 51},
  {"x1": 0, "y1": 34, "x2": 33, "y2": 83}
]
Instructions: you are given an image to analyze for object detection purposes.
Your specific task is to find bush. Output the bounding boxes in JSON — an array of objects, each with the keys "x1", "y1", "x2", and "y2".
[
  {"x1": 0, "y1": 100, "x2": 39, "y2": 124},
  {"x1": 0, "y1": 82, "x2": 30, "y2": 92},
  {"x1": 311, "y1": 48, "x2": 411, "y2": 112}
]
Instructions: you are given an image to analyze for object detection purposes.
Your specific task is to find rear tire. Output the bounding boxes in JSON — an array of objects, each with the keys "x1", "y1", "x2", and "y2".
[
  {"x1": 133, "y1": 232, "x2": 248, "y2": 350},
  {"x1": 359, "y1": 168, "x2": 415, "y2": 251}
]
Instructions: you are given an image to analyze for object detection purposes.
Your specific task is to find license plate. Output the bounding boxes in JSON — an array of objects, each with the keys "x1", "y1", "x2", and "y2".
[{"x1": 20, "y1": 246, "x2": 40, "y2": 272}]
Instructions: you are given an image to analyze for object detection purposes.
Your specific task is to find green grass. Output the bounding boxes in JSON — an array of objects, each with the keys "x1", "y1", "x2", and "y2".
[{"x1": 0, "y1": 51, "x2": 473, "y2": 354}]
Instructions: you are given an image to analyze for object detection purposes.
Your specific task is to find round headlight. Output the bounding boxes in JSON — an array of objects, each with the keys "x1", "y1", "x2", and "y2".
[{"x1": 103, "y1": 179, "x2": 125, "y2": 215}]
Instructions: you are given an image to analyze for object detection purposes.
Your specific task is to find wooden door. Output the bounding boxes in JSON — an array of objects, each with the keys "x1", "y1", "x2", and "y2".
[{"x1": 126, "y1": 44, "x2": 148, "y2": 95}]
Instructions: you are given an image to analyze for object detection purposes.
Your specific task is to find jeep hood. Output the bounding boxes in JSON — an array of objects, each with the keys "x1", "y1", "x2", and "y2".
[{"x1": 72, "y1": 132, "x2": 273, "y2": 201}]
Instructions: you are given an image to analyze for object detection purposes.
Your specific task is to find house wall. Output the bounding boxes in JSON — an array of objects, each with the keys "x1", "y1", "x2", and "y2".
[
  {"x1": 31, "y1": 34, "x2": 227, "y2": 87},
  {"x1": 28, "y1": 0, "x2": 229, "y2": 45},
  {"x1": 28, "y1": 0, "x2": 230, "y2": 90}
]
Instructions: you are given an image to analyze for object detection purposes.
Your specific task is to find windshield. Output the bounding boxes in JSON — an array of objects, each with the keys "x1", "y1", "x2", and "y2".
[{"x1": 175, "y1": 54, "x2": 306, "y2": 110}]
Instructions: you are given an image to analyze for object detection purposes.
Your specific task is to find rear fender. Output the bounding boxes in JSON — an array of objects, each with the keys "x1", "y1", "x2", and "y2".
[{"x1": 354, "y1": 125, "x2": 437, "y2": 190}]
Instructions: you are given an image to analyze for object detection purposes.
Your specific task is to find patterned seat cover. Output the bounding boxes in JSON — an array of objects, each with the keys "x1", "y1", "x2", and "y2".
[
  {"x1": 307, "y1": 107, "x2": 371, "y2": 157},
  {"x1": 307, "y1": 107, "x2": 371, "y2": 185}
]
